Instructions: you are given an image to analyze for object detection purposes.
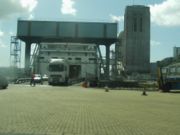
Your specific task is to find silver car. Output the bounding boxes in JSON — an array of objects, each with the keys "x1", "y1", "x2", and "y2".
[
  {"x1": 34, "y1": 74, "x2": 43, "y2": 84},
  {"x1": 0, "y1": 75, "x2": 8, "y2": 89}
]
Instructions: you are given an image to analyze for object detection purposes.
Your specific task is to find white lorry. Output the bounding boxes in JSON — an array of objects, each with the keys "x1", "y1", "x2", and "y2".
[{"x1": 48, "y1": 59, "x2": 88, "y2": 85}]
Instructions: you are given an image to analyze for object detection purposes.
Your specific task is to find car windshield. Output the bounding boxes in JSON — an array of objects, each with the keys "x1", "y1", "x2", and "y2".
[
  {"x1": 49, "y1": 64, "x2": 64, "y2": 72},
  {"x1": 35, "y1": 74, "x2": 41, "y2": 77}
]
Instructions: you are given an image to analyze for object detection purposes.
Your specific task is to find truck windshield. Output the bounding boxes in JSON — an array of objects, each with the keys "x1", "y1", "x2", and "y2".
[{"x1": 49, "y1": 64, "x2": 64, "y2": 72}]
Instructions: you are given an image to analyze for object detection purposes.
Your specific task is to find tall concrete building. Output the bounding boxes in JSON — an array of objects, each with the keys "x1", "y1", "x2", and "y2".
[
  {"x1": 173, "y1": 47, "x2": 180, "y2": 58},
  {"x1": 117, "y1": 5, "x2": 150, "y2": 74}
]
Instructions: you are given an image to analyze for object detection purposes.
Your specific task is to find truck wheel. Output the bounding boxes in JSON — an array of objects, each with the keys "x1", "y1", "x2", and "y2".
[
  {"x1": 2, "y1": 85, "x2": 7, "y2": 89},
  {"x1": 65, "y1": 78, "x2": 70, "y2": 86},
  {"x1": 68, "y1": 80, "x2": 72, "y2": 85},
  {"x1": 48, "y1": 82, "x2": 52, "y2": 85}
]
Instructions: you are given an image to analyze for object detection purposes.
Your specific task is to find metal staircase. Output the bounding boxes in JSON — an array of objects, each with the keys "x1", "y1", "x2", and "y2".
[{"x1": 10, "y1": 36, "x2": 21, "y2": 68}]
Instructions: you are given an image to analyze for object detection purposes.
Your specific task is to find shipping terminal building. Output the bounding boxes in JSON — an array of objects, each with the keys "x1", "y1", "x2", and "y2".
[{"x1": 13, "y1": 5, "x2": 150, "y2": 80}]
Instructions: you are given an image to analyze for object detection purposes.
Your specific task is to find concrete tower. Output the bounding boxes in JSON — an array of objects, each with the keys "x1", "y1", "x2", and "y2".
[{"x1": 122, "y1": 5, "x2": 150, "y2": 73}]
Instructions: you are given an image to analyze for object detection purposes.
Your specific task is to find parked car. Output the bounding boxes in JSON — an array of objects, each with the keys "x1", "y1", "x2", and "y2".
[
  {"x1": 42, "y1": 74, "x2": 48, "y2": 81},
  {"x1": 0, "y1": 75, "x2": 8, "y2": 89},
  {"x1": 34, "y1": 74, "x2": 43, "y2": 84}
]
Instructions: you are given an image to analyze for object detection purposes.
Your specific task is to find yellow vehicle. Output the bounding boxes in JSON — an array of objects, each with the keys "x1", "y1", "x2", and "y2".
[{"x1": 157, "y1": 63, "x2": 180, "y2": 92}]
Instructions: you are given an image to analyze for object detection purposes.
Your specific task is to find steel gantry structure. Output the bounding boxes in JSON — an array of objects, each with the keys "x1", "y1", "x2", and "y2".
[{"x1": 16, "y1": 20, "x2": 118, "y2": 79}]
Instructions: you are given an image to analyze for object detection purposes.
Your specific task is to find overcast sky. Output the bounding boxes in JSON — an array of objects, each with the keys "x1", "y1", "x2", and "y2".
[{"x1": 0, "y1": 0, "x2": 180, "y2": 67}]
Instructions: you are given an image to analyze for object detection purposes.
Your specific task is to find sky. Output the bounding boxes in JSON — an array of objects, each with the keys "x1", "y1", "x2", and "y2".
[{"x1": 0, "y1": 0, "x2": 180, "y2": 67}]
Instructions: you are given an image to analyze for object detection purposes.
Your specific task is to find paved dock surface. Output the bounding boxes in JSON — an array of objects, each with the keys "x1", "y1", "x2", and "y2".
[{"x1": 0, "y1": 84, "x2": 179, "y2": 135}]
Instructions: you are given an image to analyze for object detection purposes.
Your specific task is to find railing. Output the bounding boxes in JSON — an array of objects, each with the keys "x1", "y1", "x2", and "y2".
[{"x1": 30, "y1": 44, "x2": 39, "y2": 69}]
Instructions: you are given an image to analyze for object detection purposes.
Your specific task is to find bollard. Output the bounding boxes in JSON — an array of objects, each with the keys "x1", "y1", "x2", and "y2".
[{"x1": 104, "y1": 86, "x2": 109, "y2": 92}]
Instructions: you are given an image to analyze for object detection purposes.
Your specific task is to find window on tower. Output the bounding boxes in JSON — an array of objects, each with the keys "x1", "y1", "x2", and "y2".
[
  {"x1": 133, "y1": 17, "x2": 137, "y2": 32},
  {"x1": 140, "y1": 17, "x2": 143, "y2": 32}
]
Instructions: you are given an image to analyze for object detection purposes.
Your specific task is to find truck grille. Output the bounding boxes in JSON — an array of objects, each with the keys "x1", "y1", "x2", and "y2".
[
  {"x1": 50, "y1": 75, "x2": 62, "y2": 82},
  {"x1": 50, "y1": 75, "x2": 62, "y2": 78}
]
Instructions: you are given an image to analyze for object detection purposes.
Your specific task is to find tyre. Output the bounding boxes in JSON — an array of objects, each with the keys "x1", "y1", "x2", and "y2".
[
  {"x1": 2, "y1": 85, "x2": 7, "y2": 89},
  {"x1": 48, "y1": 82, "x2": 52, "y2": 85}
]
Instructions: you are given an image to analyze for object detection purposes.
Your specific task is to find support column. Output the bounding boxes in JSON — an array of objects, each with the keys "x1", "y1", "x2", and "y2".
[
  {"x1": 25, "y1": 42, "x2": 31, "y2": 75},
  {"x1": 97, "y1": 45, "x2": 105, "y2": 74},
  {"x1": 105, "y1": 45, "x2": 110, "y2": 80}
]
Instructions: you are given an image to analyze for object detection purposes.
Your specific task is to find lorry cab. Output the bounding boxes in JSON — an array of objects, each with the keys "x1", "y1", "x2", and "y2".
[{"x1": 48, "y1": 59, "x2": 69, "y2": 85}]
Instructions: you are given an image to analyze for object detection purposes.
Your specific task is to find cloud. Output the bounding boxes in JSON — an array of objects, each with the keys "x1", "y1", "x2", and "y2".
[
  {"x1": 28, "y1": 14, "x2": 34, "y2": 20},
  {"x1": 61, "y1": 0, "x2": 77, "y2": 16},
  {"x1": 20, "y1": 0, "x2": 37, "y2": 12},
  {"x1": 0, "y1": 30, "x2": 6, "y2": 48},
  {"x1": 110, "y1": 14, "x2": 124, "y2": 23},
  {"x1": 9, "y1": 31, "x2": 14, "y2": 36},
  {"x1": 0, "y1": 39, "x2": 6, "y2": 48},
  {"x1": 0, "y1": 31, "x2": 4, "y2": 37},
  {"x1": 0, "y1": 43, "x2": 6, "y2": 48},
  {"x1": 151, "y1": 40, "x2": 161, "y2": 47},
  {"x1": 150, "y1": 0, "x2": 180, "y2": 26},
  {"x1": 0, "y1": 0, "x2": 38, "y2": 19}
]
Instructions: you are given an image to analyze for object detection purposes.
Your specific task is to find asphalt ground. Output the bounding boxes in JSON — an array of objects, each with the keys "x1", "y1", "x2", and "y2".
[{"x1": 0, "y1": 84, "x2": 179, "y2": 135}]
